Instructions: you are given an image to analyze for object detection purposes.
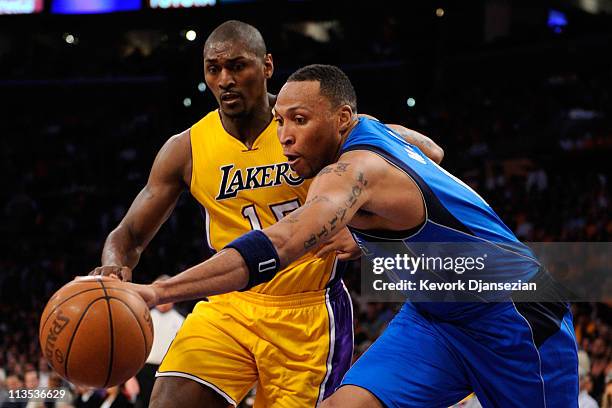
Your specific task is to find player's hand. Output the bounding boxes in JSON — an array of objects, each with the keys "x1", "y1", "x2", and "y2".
[
  {"x1": 89, "y1": 265, "x2": 133, "y2": 282},
  {"x1": 123, "y1": 282, "x2": 159, "y2": 308},
  {"x1": 315, "y1": 227, "x2": 362, "y2": 261}
]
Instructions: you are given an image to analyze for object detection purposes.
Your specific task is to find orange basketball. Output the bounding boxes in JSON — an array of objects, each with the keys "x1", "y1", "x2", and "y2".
[{"x1": 39, "y1": 276, "x2": 154, "y2": 388}]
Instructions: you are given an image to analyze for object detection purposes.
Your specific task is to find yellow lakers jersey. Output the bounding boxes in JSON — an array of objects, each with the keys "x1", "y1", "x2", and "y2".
[{"x1": 190, "y1": 110, "x2": 340, "y2": 295}]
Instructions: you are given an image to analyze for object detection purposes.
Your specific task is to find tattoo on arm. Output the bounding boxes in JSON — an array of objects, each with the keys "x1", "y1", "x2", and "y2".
[
  {"x1": 303, "y1": 171, "x2": 368, "y2": 250},
  {"x1": 304, "y1": 234, "x2": 317, "y2": 248},
  {"x1": 357, "y1": 172, "x2": 367, "y2": 185},
  {"x1": 317, "y1": 225, "x2": 329, "y2": 239},
  {"x1": 418, "y1": 135, "x2": 434, "y2": 149},
  {"x1": 280, "y1": 196, "x2": 330, "y2": 225},
  {"x1": 336, "y1": 207, "x2": 347, "y2": 222},
  {"x1": 336, "y1": 162, "x2": 350, "y2": 172},
  {"x1": 399, "y1": 128, "x2": 433, "y2": 149},
  {"x1": 305, "y1": 195, "x2": 331, "y2": 205},
  {"x1": 329, "y1": 214, "x2": 339, "y2": 231},
  {"x1": 317, "y1": 162, "x2": 351, "y2": 176}
]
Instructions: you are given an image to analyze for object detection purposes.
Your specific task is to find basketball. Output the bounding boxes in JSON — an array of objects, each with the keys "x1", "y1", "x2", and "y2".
[{"x1": 38, "y1": 276, "x2": 154, "y2": 388}]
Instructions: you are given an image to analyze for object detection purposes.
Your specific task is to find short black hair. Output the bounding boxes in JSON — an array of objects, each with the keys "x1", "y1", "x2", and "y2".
[
  {"x1": 287, "y1": 64, "x2": 357, "y2": 112},
  {"x1": 204, "y1": 20, "x2": 267, "y2": 58}
]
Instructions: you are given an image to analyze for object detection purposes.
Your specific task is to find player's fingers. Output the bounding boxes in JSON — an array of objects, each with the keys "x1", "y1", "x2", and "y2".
[
  {"x1": 89, "y1": 266, "x2": 123, "y2": 278},
  {"x1": 315, "y1": 243, "x2": 335, "y2": 259},
  {"x1": 336, "y1": 252, "x2": 352, "y2": 261},
  {"x1": 89, "y1": 267, "x2": 102, "y2": 276},
  {"x1": 336, "y1": 250, "x2": 361, "y2": 261},
  {"x1": 95, "y1": 267, "x2": 114, "y2": 276},
  {"x1": 120, "y1": 267, "x2": 133, "y2": 282}
]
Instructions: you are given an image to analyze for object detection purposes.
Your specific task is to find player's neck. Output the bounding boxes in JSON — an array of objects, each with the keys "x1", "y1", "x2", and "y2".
[
  {"x1": 334, "y1": 117, "x2": 360, "y2": 161},
  {"x1": 220, "y1": 103, "x2": 272, "y2": 148}
]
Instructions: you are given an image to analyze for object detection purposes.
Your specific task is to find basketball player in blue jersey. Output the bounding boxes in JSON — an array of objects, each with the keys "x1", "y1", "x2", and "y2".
[{"x1": 125, "y1": 64, "x2": 578, "y2": 407}]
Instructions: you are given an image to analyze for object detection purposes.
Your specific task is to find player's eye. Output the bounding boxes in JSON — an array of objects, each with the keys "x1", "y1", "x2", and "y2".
[
  {"x1": 295, "y1": 116, "x2": 306, "y2": 125},
  {"x1": 207, "y1": 66, "x2": 219, "y2": 74},
  {"x1": 233, "y1": 63, "x2": 245, "y2": 71},
  {"x1": 274, "y1": 116, "x2": 284, "y2": 126}
]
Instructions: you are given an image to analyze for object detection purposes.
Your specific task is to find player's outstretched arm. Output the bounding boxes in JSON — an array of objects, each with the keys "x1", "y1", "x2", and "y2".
[
  {"x1": 127, "y1": 151, "x2": 373, "y2": 306},
  {"x1": 265, "y1": 154, "x2": 371, "y2": 266},
  {"x1": 91, "y1": 130, "x2": 190, "y2": 281}
]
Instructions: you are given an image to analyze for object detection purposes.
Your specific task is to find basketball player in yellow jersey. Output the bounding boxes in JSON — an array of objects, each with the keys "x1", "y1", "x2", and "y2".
[{"x1": 91, "y1": 21, "x2": 443, "y2": 407}]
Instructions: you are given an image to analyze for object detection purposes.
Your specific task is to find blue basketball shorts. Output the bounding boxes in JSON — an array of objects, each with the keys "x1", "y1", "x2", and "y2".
[{"x1": 341, "y1": 301, "x2": 578, "y2": 407}]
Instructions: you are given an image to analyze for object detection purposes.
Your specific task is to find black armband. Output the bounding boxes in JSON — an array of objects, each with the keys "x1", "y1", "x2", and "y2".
[{"x1": 224, "y1": 230, "x2": 281, "y2": 290}]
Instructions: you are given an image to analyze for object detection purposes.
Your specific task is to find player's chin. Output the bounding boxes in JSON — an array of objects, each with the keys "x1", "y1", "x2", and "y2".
[
  {"x1": 289, "y1": 161, "x2": 304, "y2": 177},
  {"x1": 220, "y1": 104, "x2": 246, "y2": 118},
  {"x1": 291, "y1": 160, "x2": 316, "y2": 179}
]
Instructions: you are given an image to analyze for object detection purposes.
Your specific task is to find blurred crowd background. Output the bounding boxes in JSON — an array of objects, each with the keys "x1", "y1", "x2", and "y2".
[{"x1": 0, "y1": 0, "x2": 611, "y2": 406}]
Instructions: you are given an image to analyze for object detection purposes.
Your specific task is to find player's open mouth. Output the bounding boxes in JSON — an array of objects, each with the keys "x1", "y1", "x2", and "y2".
[
  {"x1": 221, "y1": 92, "x2": 241, "y2": 102},
  {"x1": 285, "y1": 153, "x2": 300, "y2": 166}
]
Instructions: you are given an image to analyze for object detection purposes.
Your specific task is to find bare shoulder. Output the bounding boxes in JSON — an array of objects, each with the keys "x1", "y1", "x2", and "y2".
[
  {"x1": 164, "y1": 129, "x2": 191, "y2": 154},
  {"x1": 151, "y1": 129, "x2": 192, "y2": 186}
]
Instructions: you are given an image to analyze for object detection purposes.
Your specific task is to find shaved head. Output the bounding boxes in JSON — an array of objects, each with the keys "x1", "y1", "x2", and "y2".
[{"x1": 204, "y1": 20, "x2": 267, "y2": 59}]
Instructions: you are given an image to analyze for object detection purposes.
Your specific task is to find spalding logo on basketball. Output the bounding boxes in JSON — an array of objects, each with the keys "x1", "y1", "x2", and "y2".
[{"x1": 39, "y1": 276, "x2": 154, "y2": 388}]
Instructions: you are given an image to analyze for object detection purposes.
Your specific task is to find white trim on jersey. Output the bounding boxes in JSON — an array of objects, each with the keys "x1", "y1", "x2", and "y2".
[
  {"x1": 511, "y1": 302, "x2": 548, "y2": 408},
  {"x1": 155, "y1": 371, "x2": 237, "y2": 407},
  {"x1": 203, "y1": 206, "x2": 214, "y2": 251},
  {"x1": 317, "y1": 287, "x2": 336, "y2": 405}
]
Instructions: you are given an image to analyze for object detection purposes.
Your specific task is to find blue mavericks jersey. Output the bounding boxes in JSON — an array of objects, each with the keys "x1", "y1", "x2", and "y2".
[
  {"x1": 341, "y1": 118, "x2": 541, "y2": 303},
  {"x1": 337, "y1": 122, "x2": 577, "y2": 408}
]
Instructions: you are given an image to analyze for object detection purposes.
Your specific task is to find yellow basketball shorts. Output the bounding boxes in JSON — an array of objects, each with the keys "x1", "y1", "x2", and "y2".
[{"x1": 156, "y1": 281, "x2": 353, "y2": 407}]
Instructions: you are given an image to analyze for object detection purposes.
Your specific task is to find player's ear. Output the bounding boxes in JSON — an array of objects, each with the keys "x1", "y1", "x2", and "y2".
[
  {"x1": 338, "y1": 105, "x2": 353, "y2": 132},
  {"x1": 263, "y1": 54, "x2": 273, "y2": 79}
]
